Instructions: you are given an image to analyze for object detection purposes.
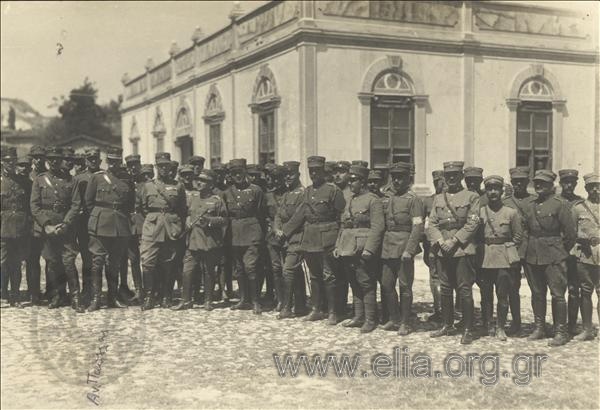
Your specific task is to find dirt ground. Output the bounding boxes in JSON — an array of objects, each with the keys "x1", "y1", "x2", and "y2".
[{"x1": 1, "y1": 257, "x2": 599, "y2": 409}]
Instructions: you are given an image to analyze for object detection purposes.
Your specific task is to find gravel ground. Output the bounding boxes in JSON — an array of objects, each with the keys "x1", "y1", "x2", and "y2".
[{"x1": 1, "y1": 256, "x2": 598, "y2": 409}]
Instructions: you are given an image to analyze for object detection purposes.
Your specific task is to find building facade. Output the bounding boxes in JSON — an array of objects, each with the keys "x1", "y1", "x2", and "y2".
[{"x1": 120, "y1": 1, "x2": 599, "y2": 194}]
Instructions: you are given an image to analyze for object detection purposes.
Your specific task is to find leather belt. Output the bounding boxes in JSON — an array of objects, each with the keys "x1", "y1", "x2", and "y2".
[
  {"x1": 342, "y1": 221, "x2": 370, "y2": 229},
  {"x1": 95, "y1": 201, "x2": 127, "y2": 211},
  {"x1": 40, "y1": 203, "x2": 67, "y2": 212},
  {"x1": 230, "y1": 215, "x2": 256, "y2": 220},
  {"x1": 148, "y1": 206, "x2": 173, "y2": 213},
  {"x1": 439, "y1": 221, "x2": 465, "y2": 230},
  {"x1": 386, "y1": 224, "x2": 412, "y2": 232},
  {"x1": 485, "y1": 237, "x2": 511, "y2": 245},
  {"x1": 530, "y1": 232, "x2": 561, "y2": 238}
]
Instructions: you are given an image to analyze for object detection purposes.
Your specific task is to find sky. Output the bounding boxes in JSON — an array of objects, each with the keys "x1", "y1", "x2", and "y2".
[{"x1": 1, "y1": 1, "x2": 267, "y2": 116}]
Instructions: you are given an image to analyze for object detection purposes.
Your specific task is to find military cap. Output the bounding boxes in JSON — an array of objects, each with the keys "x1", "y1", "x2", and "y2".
[
  {"x1": 140, "y1": 164, "x2": 154, "y2": 174},
  {"x1": 443, "y1": 161, "x2": 464, "y2": 172},
  {"x1": 198, "y1": 169, "x2": 216, "y2": 182},
  {"x1": 106, "y1": 147, "x2": 123, "y2": 160},
  {"x1": 558, "y1": 169, "x2": 578, "y2": 180},
  {"x1": 246, "y1": 164, "x2": 263, "y2": 175},
  {"x1": 17, "y1": 155, "x2": 31, "y2": 165},
  {"x1": 335, "y1": 160, "x2": 351, "y2": 171},
  {"x1": 1, "y1": 146, "x2": 17, "y2": 160},
  {"x1": 283, "y1": 161, "x2": 300, "y2": 172},
  {"x1": 432, "y1": 170, "x2": 444, "y2": 181},
  {"x1": 389, "y1": 162, "x2": 412, "y2": 174},
  {"x1": 532, "y1": 169, "x2": 557, "y2": 183},
  {"x1": 188, "y1": 156, "x2": 205, "y2": 166},
  {"x1": 212, "y1": 162, "x2": 226, "y2": 173},
  {"x1": 484, "y1": 175, "x2": 504, "y2": 186},
  {"x1": 45, "y1": 146, "x2": 63, "y2": 159},
  {"x1": 264, "y1": 163, "x2": 278, "y2": 173},
  {"x1": 269, "y1": 165, "x2": 286, "y2": 177},
  {"x1": 73, "y1": 153, "x2": 86, "y2": 164},
  {"x1": 349, "y1": 165, "x2": 369, "y2": 180},
  {"x1": 85, "y1": 147, "x2": 101, "y2": 158},
  {"x1": 307, "y1": 156, "x2": 326, "y2": 169},
  {"x1": 63, "y1": 146, "x2": 75, "y2": 159},
  {"x1": 179, "y1": 164, "x2": 194, "y2": 175},
  {"x1": 324, "y1": 161, "x2": 336, "y2": 172},
  {"x1": 368, "y1": 169, "x2": 383, "y2": 181},
  {"x1": 464, "y1": 167, "x2": 483, "y2": 178},
  {"x1": 29, "y1": 145, "x2": 46, "y2": 157},
  {"x1": 155, "y1": 152, "x2": 171, "y2": 164},
  {"x1": 228, "y1": 158, "x2": 247, "y2": 171},
  {"x1": 125, "y1": 154, "x2": 141, "y2": 164},
  {"x1": 352, "y1": 160, "x2": 369, "y2": 168},
  {"x1": 509, "y1": 166, "x2": 530, "y2": 179},
  {"x1": 583, "y1": 173, "x2": 600, "y2": 185}
]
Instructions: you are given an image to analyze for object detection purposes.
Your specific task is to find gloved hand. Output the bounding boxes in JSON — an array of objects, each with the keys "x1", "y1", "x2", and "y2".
[{"x1": 401, "y1": 251, "x2": 412, "y2": 262}]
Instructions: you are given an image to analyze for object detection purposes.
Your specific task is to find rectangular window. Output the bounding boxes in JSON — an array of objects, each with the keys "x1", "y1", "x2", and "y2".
[
  {"x1": 258, "y1": 112, "x2": 275, "y2": 166},
  {"x1": 209, "y1": 123, "x2": 222, "y2": 169},
  {"x1": 516, "y1": 102, "x2": 552, "y2": 177},
  {"x1": 370, "y1": 100, "x2": 414, "y2": 168}
]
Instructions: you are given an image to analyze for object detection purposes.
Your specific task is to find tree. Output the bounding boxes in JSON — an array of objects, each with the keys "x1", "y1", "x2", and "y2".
[{"x1": 7, "y1": 106, "x2": 16, "y2": 130}]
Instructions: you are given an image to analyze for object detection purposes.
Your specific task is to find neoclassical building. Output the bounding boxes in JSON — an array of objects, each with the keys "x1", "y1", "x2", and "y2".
[{"x1": 120, "y1": 1, "x2": 599, "y2": 193}]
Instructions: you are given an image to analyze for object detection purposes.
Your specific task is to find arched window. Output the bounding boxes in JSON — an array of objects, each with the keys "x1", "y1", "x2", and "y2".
[
  {"x1": 152, "y1": 107, "x2": 166, "y2": 153},
  {"x1": 203, "y1": 84, "x2": 225, "y2": 169},
  {"x1": 249, "y1": 65, "x2": 280, "y2": 166},
  {"x1": 174, "y1": 102, "x2": 193, "y2": 164}
]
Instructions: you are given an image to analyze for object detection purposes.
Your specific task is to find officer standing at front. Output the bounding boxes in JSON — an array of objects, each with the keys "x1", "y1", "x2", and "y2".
[
  {"x1": 85, "y1": 148, "x2": 134, "y2": 311},
  {"x1": 138, "y1": 152, "x2": 187, "y2": 310},
  {"x1": 282, "y1": 156, "x2": 346, "y2": 324},
  {"x1": 523, "y1": 169, "x2": 576, "y2": 346},
  {"x1": 428, "y1": 161, "x2": 481, "y2": 344},
  {"x1": 30, "y1": 146, "x2": 83, "y2": 312}
]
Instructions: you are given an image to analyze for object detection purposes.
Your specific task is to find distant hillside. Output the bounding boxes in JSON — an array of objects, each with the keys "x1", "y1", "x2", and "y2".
[{"x1": 1, "y1": 98, "x2": 50, "y2": 131}]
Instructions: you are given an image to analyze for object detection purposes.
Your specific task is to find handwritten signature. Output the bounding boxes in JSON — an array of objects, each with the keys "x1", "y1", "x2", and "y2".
[{"x1": 87, "y1": 330, "x2": 109, "y2": 406}]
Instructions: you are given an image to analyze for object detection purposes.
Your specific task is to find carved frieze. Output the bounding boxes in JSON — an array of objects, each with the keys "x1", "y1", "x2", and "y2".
[
  {"x1": 197, "y1": 30, "x2": 232, "y2": 63},
  {"x1": 238, "y1": 1, "x2": 300, "y2": 44},
  {"x1": 175, "y1": 48, "x2": 195, "y2": 74}
]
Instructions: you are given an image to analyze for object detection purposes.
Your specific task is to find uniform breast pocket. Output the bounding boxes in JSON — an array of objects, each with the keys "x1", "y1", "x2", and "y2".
[
  {"x1": 497, "y1": 221, "x2": 512, "y2": 236},
  {"x1": 454, "y1": 204, "x2": 469, "y2": 219},
  {"x1": 539, "y1": 213, "x2": 557, "y2": 228},
  {"x1": 41, "y1": 186, "x2": 55, "y2": 202},
  {"x1": 97, "y1": 187, "x2": 110, "y2": 201},
  {"x1": 393, "y1": 209, "x2": 410, "y2": 224},
  {"x1": 313, "y1": 200, "x2": 329, "y2": 214}
]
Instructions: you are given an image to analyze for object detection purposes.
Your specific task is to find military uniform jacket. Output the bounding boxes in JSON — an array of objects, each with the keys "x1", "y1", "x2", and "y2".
[
  {"x1": 335, "y1": 190, "x2": 384, "y2": 256},
  {"x1": 129, "y1": 180, "x2": 146, "y2": 236},
  {"x1": 570, "y1": 199, "x2": 600, "y2": 265},
  {"x1": 283, "y1": 182, "x2": 345, "y2": 252},
  {"x1": 274, "y1": 184, "x2": 305, "y2": 252},
  {"x1": 523, "y1": 195, "x2": 576, "y2": 265},
  {"x1": 30, "y1": 170, "x2": 81, "y2": 236},
  {"x1": 137, "y1": 179, "x2": 187, "y2": 242},
  {"x1": 74, "y1": 170, "x2": 93, "y2": 220},
  {"x1": 222, "y1": 182, "x2": 266, "y2": 247},
  {"x1": 426, "y1": 188, "x2": 480, "y2": 258},
  {"x1": 1, "y1": 173, "x2": 32, "y2": 238},
  {"x1": 479, "y1": 205, "x2": 523, "y2": 269},
  {"x1": 503, "y1": 193, "x2": 537, "y2": 259},
  {"x1": 84, "y1": 170, "x2": 134, "y2": 237},
  {"x1": 265, "y1": 188, "x2": 286, "y2": 247},
  {"x1": 187, "y1": 192, "x2": 228, "y2": 251},
  {"x1": 381, "y1": 189, "x2": 424, "y2": 259}
]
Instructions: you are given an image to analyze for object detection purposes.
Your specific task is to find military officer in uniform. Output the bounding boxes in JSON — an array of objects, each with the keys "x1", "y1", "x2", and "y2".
[
  {"x1": 178, "y1": 165, "x2": 201, "y2": 302},
  {"x1": 282, "y1": 156, "x2": 346, "y2": 324},
  {"x1": 367, "y1": 170, "x2": 384, "y2": 198},
  {"x1": 212, "y1": 163, "x2": 234, "y2": 302},
  {"x1": 324, "y1": 161, "x2": 336, "y2": 183},
  {"x1": 172, "y1": 170, "x2": 227, "y2": 310},
  {"x1": 73, "y1": 153, "x2": 86, "y2": 176},
  {"x1": 333, "y1": 160, "x2": 352, "y2": 317},
  {"x1": 502, "y1": 166, "x2": 536, "y2": 334},
  {"x1": 138, "y1": 152, "x2": 187, "y2": 310},
  {"x1": 188, "y1": 155, "x2": 205, "y2": 177},
  {"x1": 428, "y1": 161, "x2": 481, "y2": 344},
  {"x1": 30, "y1": 146, "x2": 84, "y2": 312},
  {"x1": 571, "y1": 173, "x2": 600, "y2": 341},
  {"x1": 380, "y1": 162, "x2": 424, "y2": 334},
  {"x1": 422, "y1": 170, "x2": 445, "y2": 322},
  {"x1": 14, "y1": 155, "x2": 36, "y2": 304},
  {"x1": 265, "y1": 165, "x2": 288, "y2": 311},
  {"x1": 523, "y1": 169, "x2": 576, "y2": 346},
  {"x1": 222, "y1": 158, "x2": 267, "y2": 314},
  {"x1": 1, "y1": 147, "x2": 32, "y2": 307},
  {"x1": 141, "y1": 163, "x2": 155, "y2": 180},
  {"x1": 558, "y1": 169, "x2": 584, "y2": 335},
  {"x1": 274, "y1": 161, "x2": 308, "y2": 319},
  {"x1": 478, "y1": 176, "x2": 523, "y2": 340},
  {"x1": 85, "y1": 148, "x2": 134, "y2": 311},
  {"x1": 352, "y1": 160, "x2": 369, "y2": 168},
  {"x1": 334, "y1": 165, "x2": 385, "y2": 333}
]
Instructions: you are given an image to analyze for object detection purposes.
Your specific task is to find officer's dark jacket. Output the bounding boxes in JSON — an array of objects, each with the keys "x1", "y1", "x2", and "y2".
[
  {"x1": 282, "y1": 182, "x2": 345, "y2": 252},
  {"x1": 335, "y1": 190, "x2": 384, "y2": 256},
  {"x1": 137, "y1": 179, "x2": 187, "y2": 242},
  {"x1": 222, "y1": 182, "x2": 266, "y2": 247},
  {"x1": 1, "y1": 173, "x2": 32, "y2": 238},
  {"x1": 265, "y1": 187, "x2": 286, "y2": 246},
  {"x1": 186, "y1": 192, "x2": 228, "y2": 251},
  {"x1": 523, "y1": 194, "x2": 576, "y2": 265},
  {"x1": 130, "y1": 179, "x2": 146, "y2": 236},
  {"x1": 274, "y1": 183, "x2": 304, "y2": 252},
  {"x1": 84, "y1": 170, "x2": 134, "y2": 237},
  {"x1": 382, "y1": 189, "x2": 424, "y2": 259},
  {"x1": 30, "y1": 170, "x2": 81, "y2": 235},
  {"x1": 502, "y1": 193, "x2": 537, "y2": 259},
  {"x1": 570, "y1": 199, "x2": 600, "y2": 265}
]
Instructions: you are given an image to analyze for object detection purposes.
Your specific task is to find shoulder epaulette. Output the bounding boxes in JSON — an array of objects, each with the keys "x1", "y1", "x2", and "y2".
[{"x1": 94, "y1": 170, "x2": 105, "y2": 175}]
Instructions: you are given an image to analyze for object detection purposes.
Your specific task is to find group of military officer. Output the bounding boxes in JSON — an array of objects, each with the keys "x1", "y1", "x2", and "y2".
[{"x1": 1, "y1": 144, "x2": 599, "y2": 346}]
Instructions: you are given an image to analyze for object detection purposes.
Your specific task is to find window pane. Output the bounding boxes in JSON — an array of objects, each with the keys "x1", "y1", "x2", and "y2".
[
  {"x1": 516, "y1": 150, "x2": 530, "y2": 167},
  {"x1": 517, "y1": 131, "x2": 531, "y2": 149},
  {"x1": 371, "y1": 107, "x2": 388, "y2": 127},
  {"x1": 533, "y1": 153, "x2": 550, "y2": 171},
  {"x1": 391, "y1": 108, "x2": 409, "y2": 128},
  {"x1": 372, "y1": 128, "x2": 389, "y2": 148},
  {"x1": 392, "y1": 128, "x2": 410, "y2": 148},
  {"x1": 517, "y1": 112, "x2": 531, "y2": 131},
  {"x1": 372, "y1": 149, "x2": 390, "y2": 168},
  {"x1": 533, "y1": 113, "x2": 549, "y2": 132},
  {"x1": 534, "y1": 131, "x2": 550, "y2": 149}
]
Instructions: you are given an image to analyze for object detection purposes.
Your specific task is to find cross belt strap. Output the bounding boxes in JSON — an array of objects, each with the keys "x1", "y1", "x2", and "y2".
[{"x1": 580, "y1": 201, "x2": 600, "y2": 227}]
